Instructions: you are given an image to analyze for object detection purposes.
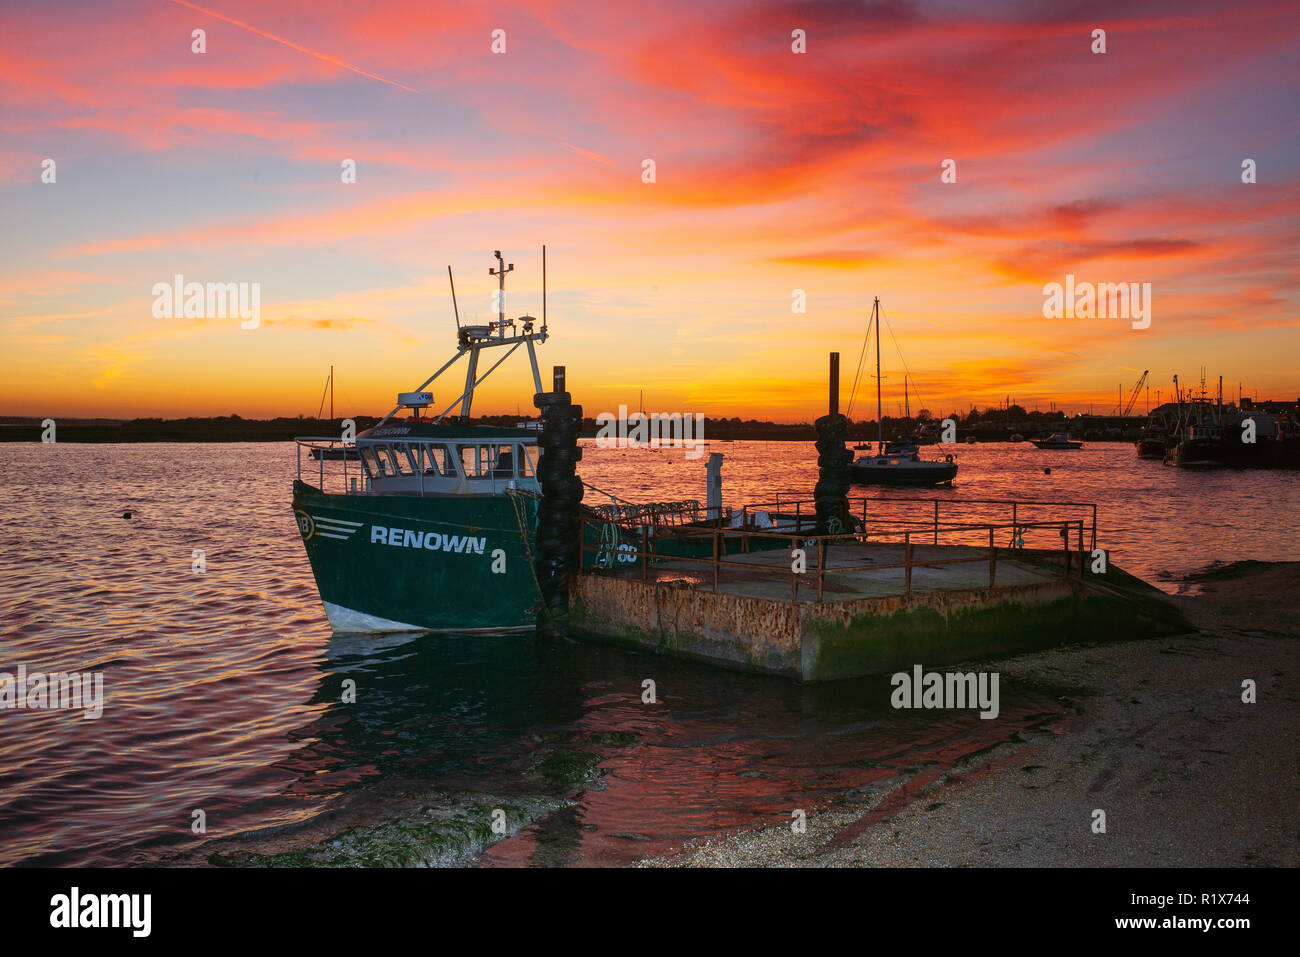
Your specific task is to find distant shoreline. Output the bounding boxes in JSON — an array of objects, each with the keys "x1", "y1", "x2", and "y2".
[{"x1": 0, "y1": 416, "x2": 1130, "y2": 444}]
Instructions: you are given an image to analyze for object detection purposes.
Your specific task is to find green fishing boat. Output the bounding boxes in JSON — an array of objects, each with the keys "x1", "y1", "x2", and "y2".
[{"x1": 293, "y1": 251, "x2": 555, "y2": 633}]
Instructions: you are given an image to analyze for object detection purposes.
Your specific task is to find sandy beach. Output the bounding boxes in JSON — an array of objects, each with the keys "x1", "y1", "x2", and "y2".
[{"x1": 639, "y1": 560, "x2": 1299, "y2": 867}]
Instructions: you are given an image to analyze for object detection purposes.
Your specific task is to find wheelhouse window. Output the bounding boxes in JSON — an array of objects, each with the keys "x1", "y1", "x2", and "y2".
[
  {"x1": 423, "y1": 443, "x2": 457, "y2": 477},
  {"x1": 459, "y1": 444, "x2": 485, "y2": 479},
  {"x1": 390, "y1": 442, "x2": 416, "y2": 476},
  {"x1": 458, "y1": 443, "x2": 520, "y2": 480},
  {"x1": 359, "y1": 446, "x2": 382, "y2": 478},
  {"x1": 492, "y1": 444, "x2": 516, "y2": 478}
]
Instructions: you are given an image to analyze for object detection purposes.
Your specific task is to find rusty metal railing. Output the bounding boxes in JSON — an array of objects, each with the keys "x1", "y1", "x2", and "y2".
[
  {"x1": 741, "y1": 496, "x2": 1097, "y2": 553},
  {"x1": 577, "y1": 511, "x2": 1090, "y2": 604}
]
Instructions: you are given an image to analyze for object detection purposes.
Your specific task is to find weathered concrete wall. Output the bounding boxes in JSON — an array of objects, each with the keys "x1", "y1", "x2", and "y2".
[
  {"x1": 801, "y1": 581, "x2": 1076, "y2": 681},
  {"x1": 571, "y1": 566, "x2": 1191, "y2": 683},
  {"x1": 571, "y1": 576, "x2": 804, "y2": 678}
]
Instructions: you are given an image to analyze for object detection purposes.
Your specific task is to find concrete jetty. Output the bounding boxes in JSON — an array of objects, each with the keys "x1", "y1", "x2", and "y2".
[{"x1": 571, "y1": 535, "x2": 1188, "y2": 682}]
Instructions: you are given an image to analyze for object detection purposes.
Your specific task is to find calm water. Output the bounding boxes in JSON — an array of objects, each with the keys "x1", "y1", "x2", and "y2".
[{"x1": 0, "y1": 440, "x2": 1296, "y2": 866}]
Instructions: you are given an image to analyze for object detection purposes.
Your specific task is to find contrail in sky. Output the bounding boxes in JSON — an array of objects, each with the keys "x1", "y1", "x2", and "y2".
[{"x1": 168, "y1": 0, "x2": 419, "y2": 93}]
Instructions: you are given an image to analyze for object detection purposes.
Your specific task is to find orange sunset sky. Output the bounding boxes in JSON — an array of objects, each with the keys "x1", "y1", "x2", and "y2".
[{"x1": 1, "y1": 0, "x2": 1297, "y2": 422}]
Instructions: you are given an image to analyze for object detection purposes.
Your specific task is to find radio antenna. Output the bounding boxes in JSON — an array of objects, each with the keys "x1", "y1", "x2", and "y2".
[{"x1": 447, "y1": 265, "x2": 461, "y2": 330}]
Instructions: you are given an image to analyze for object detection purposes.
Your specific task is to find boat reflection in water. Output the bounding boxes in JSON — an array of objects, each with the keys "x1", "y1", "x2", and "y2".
[{"x1": 252, "y1": 629, "x2": 1073, "y2": 868}]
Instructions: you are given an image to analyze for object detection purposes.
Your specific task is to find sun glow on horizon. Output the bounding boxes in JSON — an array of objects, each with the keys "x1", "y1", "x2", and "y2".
[{"x1": 2, "y1": 0, "x2": 1297, "y2": 422}]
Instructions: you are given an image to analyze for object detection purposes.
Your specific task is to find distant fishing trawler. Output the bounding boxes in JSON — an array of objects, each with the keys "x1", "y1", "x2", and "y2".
[{"x1": 1161, "y1": 372, "x2": 1300, "y2": 469}]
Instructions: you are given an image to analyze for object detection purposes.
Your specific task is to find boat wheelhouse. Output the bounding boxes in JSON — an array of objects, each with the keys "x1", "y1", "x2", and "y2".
[{"x1": 348, "y1": 421, "x2": 540, "y2": 496}]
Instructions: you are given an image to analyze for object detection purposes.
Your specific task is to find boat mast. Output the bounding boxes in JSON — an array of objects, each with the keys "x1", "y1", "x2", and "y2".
[
  {"x1": 329, "y1": 365, "x2": 334, "y2": 420},
  {"x1": 372, "y1": 248, "x2": 549, "y2": 430},
  {"x1": 874, "y1": 297, "x2": 883, "y2": 452}
]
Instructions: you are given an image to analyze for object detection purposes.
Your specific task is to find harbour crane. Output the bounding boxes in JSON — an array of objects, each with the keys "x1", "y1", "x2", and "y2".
[{"x1": 1115, "y1": 370, "x2": 1149, "y2": 416}]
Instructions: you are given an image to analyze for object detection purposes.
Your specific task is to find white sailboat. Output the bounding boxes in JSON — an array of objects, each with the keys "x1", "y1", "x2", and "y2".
[{"x1": 848, "y1": 298, "x2": 958, "y2": 487}]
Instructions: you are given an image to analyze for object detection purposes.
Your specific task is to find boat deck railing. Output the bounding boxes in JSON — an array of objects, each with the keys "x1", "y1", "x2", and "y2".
[
  {"x1": 295, "y1": 436, "x2": 363, "y2": 493},
  {"x1": 578, "y1": 495, "x2": 1098, "y2": 604}
]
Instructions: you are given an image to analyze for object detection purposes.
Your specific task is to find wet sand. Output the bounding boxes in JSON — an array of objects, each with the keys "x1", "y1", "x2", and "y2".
[{"x1": 639, "y1": 561, "x2": 1299, "y2": 867}]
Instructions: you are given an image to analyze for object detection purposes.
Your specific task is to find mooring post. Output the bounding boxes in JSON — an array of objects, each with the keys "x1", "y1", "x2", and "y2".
[
  {"x1": 933, "y1": 500, "x2": 939, "y2": 545},
  {"x1": 989, "y1": 527, "x2": 996, "y2": 587},
  {"x1": 706, "y1": 452, "x2": 723, "y2": 520},
  {"x1": 829, "y1": 351, "x2": 839, "y2": 417},
  {"x1": 814, "y1": 352, "x2": 852, "y2": 537},
  {"x1": 905, "y1": 532, "x2": 912, "y2": 594},
  {"x1": 533, "y1": 365, "x2": 582, "y2": 639}
]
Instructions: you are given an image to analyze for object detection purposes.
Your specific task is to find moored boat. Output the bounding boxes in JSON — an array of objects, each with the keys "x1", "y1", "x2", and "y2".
[
  {"x1": 293, "y1": 251, "x2": 556, "y2": 633},
  {"x1": 1031, "y1": 432, "x2": 1083, "y2": 449},
  {"x1": 850, "y1": 451, "x2": 958, "y2": 486},
  {"x1": 848, "y1": 298, "x2": 958, "y2": 487},
  {"x1": 1135, "y1": 435, "x2": 1166, "y2": 459}
]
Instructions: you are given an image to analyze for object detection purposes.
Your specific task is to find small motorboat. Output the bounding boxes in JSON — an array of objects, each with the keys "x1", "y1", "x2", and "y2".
[{"x1": 1031, "y1": 432, "x2": 1083, "y2": 449}]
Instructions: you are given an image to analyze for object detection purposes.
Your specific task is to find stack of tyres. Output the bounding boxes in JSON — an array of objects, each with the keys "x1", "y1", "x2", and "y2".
[
  {"x1": 814, "y1": 412, "x2": 852, "y2": 536},
  {"x1": 533, "y1": 391, "x2": 584, "y2": 638}
]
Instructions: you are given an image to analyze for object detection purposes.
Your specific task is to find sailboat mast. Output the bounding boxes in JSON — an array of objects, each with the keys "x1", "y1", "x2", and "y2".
[
  {"x1": 329, "y1": 365, "x2": 334, "y2": 420},
  {"x1": 874, "y1": 297, "x2": 883, "y2": 451}
]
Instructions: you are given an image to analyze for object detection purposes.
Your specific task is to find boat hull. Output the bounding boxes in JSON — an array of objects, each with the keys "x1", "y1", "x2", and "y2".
[
  {"x1": 292, "y1": 482, "x2": 801, "y2": 633},
  {"x1": 293, "y1": 480, "x2": 541, "y2": 633},
  {"x1": 1165, "y1": 438, "x2": 1228, "y2": 469},
  {"x1": 1136, "y1": 438, "x2": 1166, "y2": 459},
  {"x1": 849, "y1": 462, "x2": 957, "y2": 487}
]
